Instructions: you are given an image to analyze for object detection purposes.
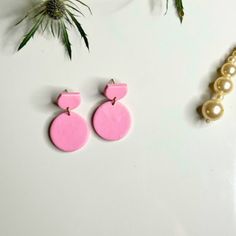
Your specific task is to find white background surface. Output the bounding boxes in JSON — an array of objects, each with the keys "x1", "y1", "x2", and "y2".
[{"x1": 0, "y1": 0, "x2": 236, "y2": 235}]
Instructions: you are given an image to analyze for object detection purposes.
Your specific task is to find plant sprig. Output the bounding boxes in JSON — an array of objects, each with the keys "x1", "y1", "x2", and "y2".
[
  {"x1": 166, "y1": 0, "x2": 185, "y2": 23},
  {"x1": 17, "y1": 0, "x2": 91, "y2": 59},
  {"x1": 175, "y1": 0, "x2": 184, "y2": 22}
]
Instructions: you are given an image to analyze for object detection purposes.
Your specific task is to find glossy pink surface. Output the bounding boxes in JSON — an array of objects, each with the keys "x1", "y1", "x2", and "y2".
[
  {"x1": 93, "y1": 101, "x2": 131, "y2": 141},
  {"x1": 57, "y1": 92, "x2": 81, "y2": 110},
  {"x1": 104, "y1": 83, "x2": 128, "y2": 100},
  {"x1": 50, "y1": 112, "x2": 89, "y2": 152}
]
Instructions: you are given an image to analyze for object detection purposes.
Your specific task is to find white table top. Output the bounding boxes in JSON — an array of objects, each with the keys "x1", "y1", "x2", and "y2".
[{"x1": 0, "y1": 0, "x2": 235, "y2": 235}]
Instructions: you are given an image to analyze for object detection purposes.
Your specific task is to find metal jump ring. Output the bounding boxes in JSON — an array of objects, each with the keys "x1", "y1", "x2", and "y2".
[
  {"x1": 112, "y1": 97, "x2": 117, "y2": 105},
  {"x1": 66, "y1": 107, "x2": 71, "y2": 116}
]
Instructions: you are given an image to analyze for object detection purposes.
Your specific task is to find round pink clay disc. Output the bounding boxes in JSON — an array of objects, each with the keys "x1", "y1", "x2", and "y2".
[
  {"x1": 50, "y1": 112, "x2": 89, "y2": 152},
  {"x1": 93, "y1": 101, "x2": 131, "y2": 141}
]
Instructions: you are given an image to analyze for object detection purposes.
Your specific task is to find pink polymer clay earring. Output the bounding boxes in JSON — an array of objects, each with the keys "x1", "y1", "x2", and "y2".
[
  {"x1": 49, "y1": 91, "x2": 90, "y2": 152},
  {"x1": 93, "y1": 80, "x2": 132, "y2": 141}
]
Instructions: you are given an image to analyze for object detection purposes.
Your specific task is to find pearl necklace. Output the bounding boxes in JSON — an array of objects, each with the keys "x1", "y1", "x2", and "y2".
[{"x1": 202, "y1": 50, "x2": 236, "y2": 121}]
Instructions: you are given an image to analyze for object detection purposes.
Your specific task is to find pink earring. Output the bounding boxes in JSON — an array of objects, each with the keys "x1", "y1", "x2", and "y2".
[
  {"x1": 93, "y1": 80, "x2": 132, "y2": 141},
  {"x1": 49, "y1": 91, "x2": 90, "y2": 152}
]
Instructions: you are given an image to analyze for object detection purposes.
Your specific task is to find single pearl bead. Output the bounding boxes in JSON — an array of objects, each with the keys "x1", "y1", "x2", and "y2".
[
  {"x1": 202, "y1": 100, "x2": 224, "y2": 121},
  {"x1": 214, "y1": 77, "x2": 233, "y2": 94},
  {"x1": 221, "y1": 63, "x2": 236, "y2": 77},
  {"x1": 227, "y1": 56, "x2": 236, "y2": 65},
  {"x1": 232, "y1": 50, "x2": 236, "y2": 57}
]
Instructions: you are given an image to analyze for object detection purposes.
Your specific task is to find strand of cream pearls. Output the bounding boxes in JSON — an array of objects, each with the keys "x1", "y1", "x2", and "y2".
[{"x1": 202, "y1": 50, "x2": 236, "y2": 121}]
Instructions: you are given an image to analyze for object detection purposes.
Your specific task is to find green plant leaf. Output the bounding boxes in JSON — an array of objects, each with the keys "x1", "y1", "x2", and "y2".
[
  {"x1": 18, "y1": 15, "x2": 44, "y2": 51},
  {"x1": 15, "y1": 3, "x2": 44, "y2": 25},
  {"x1": 165, "y1": 0, "x2": 169, "y2": 15},
  {"x1": 50, "y1": 20, "x2": 55, "y2": 36},
  {"x1": 64, "y1": 13, "x2": 73, "y2": 26},
  {"x1": 15, "y1": 15, "x2": 29, "y2": 26},
  {"x1": 67, "y1": 11, "x2": 89, "y2": 50},
  {"x1": 42, "y1": 17, "x2": 50, "y2": 32},
  {"x1": 61, "y1": 22, "x2": 72, "y2": 59},
  {"x1": 175, "y1": 0, "x2": 184, "y2": 22},
  {"x1": 73, "y1": 0, "x2": 92, "y2": 14},
  {"x1": 57, "y1": 21, "x2": 61, "y2": 37},
  {"x1": 66, "y1": 4, "x2": 85, "y2": 16}
]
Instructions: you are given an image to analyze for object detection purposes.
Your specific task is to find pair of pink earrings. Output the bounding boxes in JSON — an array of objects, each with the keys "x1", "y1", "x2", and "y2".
[{"x1": 49, "y1": 80, "x2": 132, "y2": 152}]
